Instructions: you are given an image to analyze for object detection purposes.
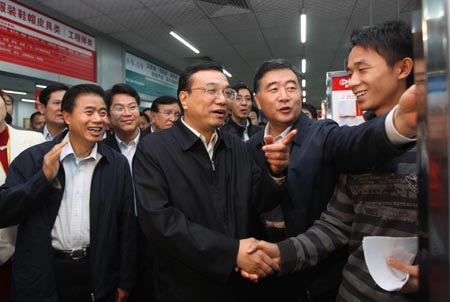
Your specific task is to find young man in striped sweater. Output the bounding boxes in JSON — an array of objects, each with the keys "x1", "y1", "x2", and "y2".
[{"x1": 246, "y1": 20, "x2": 418, "y2": 302}]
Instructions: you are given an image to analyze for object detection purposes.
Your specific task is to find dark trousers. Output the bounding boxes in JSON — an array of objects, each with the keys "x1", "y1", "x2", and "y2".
[
  {"x1": 54, "y1": 256, "x2": 94, "y2": 302},
  {"x1": 0, "y1": 260, "x2": 12, "y2": 302}
]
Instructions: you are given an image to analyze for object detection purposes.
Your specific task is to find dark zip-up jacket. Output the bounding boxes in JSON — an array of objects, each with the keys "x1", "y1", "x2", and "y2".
[
  {"x1": 0, "y1": 131, "x2": 137, "y2": 301},
  {"x1": 133, "y1": 120, "x2": 281, "y2": 302}
]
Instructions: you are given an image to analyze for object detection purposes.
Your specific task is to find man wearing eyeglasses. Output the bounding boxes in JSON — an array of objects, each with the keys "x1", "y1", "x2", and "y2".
[
  {"x1": 38, "y1": 84, "x2": 69, "y2": 141},
  {"x1": 149, "y1": 95, "x2": 182, "y2": 133},
  {"x1": 220, "y1": 82, "x2": 261, "y2": 141},
  {"x1": 133, "y1": 62, "x2": 295, "y2": 301},
  {"x1": 103, "y1": 83, "x2": 148, "y2": 169}
]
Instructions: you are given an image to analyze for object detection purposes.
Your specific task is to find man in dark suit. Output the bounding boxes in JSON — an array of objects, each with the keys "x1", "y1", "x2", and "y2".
[
  {"x1": 0, "y1": 84, "x2": 137, "y2": 302},
  {"x1": 133, "y1": 62, "x2": 294, "y2": 302},
  {"x1": 103, "y1": 83, "x2": 147, "y2": 167},
  {"x1": 38, "y1": 84, "x2": 68, "y2": 141},
  {"x1": 244, "y1": 58, "x2": 416, "y2": 301}
]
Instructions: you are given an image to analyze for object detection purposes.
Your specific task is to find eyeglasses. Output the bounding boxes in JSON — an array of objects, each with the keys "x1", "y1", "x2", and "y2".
[
  {"x1": 111, "y1": 104, "x2": 139, "y2": 114},
  {"x1": 187, "y1": 84, "x2": 237, "y2": 101},
  {"x1": 158, "y1": 110, "x2": 181, "y2": 119}
]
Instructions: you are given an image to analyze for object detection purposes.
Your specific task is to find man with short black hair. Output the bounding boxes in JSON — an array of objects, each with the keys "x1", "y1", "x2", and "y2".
[
  {"x1": 134, "y1": 61, "x2": 293, "y2": 301},
  {"x1": 245, "y1": 21, "x2": 418, "y2": 302},
  {"x1": 0, "y1": 84, "x2": 137, "y2": 302},
  {"x1": 29, "y1": 111, "x2": 46, "y2": 130},
  {"x1": 38, "y1": 84, "x2": 69, "y2": 141},
  {"x1": 104, "y1": 83, "x2": 143, "y2": 168},
  {"x1": 149, "y1": 96, "x2": 181, "y2": 132},
  {"x1": 221, "y1": 82, "x2": 261, "y2": 141}
]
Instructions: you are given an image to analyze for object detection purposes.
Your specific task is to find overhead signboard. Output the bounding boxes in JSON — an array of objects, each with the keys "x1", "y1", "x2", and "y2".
[
  {"x1": 0, "y1": 0, "x2": 96, "y2": 82},
  {"x1": 125, "y1": 52, "x2": 178, "y2": 103},
  {"x1": 326, "y1": 71, "x2": 364, "y2": 126}
]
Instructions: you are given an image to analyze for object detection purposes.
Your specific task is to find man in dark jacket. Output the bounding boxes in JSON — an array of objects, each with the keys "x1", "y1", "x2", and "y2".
[
  {"x1": 133, "y1": 62, "x2": 293, "y2": 302},
  {"x1": 220, "y1": 82, "x2": 261, "y2": 141},
  {"x1": 0, "y1": 84, "x2": 137, "y2": 302},
  {"x1": 245, "y1": 58, "x2": 416, "y2": 301}
]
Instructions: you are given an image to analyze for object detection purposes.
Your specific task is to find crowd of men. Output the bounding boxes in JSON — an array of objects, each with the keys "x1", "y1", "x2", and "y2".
[{"x1": 0, "y1": 20, "x2": 420, "y2": 302}]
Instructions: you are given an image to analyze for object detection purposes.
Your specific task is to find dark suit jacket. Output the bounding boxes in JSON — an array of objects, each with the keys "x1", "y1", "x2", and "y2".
[
  {"x1": 102, "y1": 128, "x2": 151, "y2": 153},
  {"x1": 0, "y1": 131, "x2": 138, "y2": 301},
  {"x1": 247, "y1": 112, "x2": 413, "y2": 297},
  {"x1": 133, "y1": 120, "x2": 281, "y2": 302}
]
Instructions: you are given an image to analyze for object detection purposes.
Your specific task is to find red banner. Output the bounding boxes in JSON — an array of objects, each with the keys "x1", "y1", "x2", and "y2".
[{"x1": 0, "y1": 0, "x2": 96, "y2": 82}]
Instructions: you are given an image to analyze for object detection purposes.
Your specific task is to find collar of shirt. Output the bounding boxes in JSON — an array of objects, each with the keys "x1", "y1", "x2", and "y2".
[
  {"x1": 115, "y1": 130, "x2": 140, "y2": 150},
  {"x1": 60, "y1": 133, "x2": 99, "y2": 164},
  {"x1": 263, "y1": 123, "x2": 293, "y2": 144},
  {"x1": 43, "y1": 125, "x2": 53, "y2": 141},
  {"x1": 181, "y1": 117, "x2": 218, "y2": 160}
]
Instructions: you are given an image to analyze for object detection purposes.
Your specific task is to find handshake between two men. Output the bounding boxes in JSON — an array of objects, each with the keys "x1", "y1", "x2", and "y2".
[{"x1": 237, "y1": 239, "x2": 280, "y2": 282}]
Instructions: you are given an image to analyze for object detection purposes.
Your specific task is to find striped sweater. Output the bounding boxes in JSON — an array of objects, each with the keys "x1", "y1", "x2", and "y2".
[{"x1": 278, "y1": 147, "x2": 417, "y2": 302}]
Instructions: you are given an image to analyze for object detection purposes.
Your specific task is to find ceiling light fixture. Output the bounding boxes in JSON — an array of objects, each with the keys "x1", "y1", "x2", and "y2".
[
  {"x1": 169, "y1": 31, "x2": 200, "y2": 54},
  {"x1": 302, "y1": 90, "x2": 306, "y2": 97},
  {"x1": 301, "y1": 79, "x2": 306, "y2": 88},
  {"x1": 21, "y1": 98, "x2": 36, "y2": 103},
  {"x1": 3, "y1": 89, "x2": 27, "y2": 95},
  {"x1": 301, "y1": 58, "x2": 306, "y2": 73},
  {"x1": 222, "y1": 68, "x2": 232, "y2": 78},
  {"x1": 36, "y1": 84, "x2": 47, "y2": 89},
  {"x1": 300, "y1": 9, "x2": 307, "y2": 43}
]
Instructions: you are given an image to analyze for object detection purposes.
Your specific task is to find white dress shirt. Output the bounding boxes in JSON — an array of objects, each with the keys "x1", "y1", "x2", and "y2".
[
  {"x1": 51, "y1": 137, "x2": 102, "y2": 250},
  {"x1": 115, "y1": 131, "x2": 140, "y2": 170}
]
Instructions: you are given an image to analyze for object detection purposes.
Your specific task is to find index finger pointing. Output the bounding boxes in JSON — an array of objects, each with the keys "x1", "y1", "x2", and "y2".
[{"x1": 279, "y1": 129, "x2": 297, "y2": 145}]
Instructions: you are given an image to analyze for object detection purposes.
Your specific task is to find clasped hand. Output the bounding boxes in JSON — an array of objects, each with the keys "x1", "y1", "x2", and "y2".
[{"x1": 236, "y1": 238, "x2": 281, "y2": 282}]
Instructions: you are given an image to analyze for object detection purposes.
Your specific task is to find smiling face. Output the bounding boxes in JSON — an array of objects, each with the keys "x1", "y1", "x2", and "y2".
[
  {"x1": 179, "y1": 70, "x2": 229, "y2": 139},
  {"x1": 108, "y1": 93, "x2": 140, "y2": 138},
  {"x1": 346, "y1": 45, "x2": 411, "y2": 116},
  {"x1": 254, "y1": 68, "x2": 301, "y2": 136},
  {"x1": 63, "y1": 93, "x2": 108, "y2": 152}
]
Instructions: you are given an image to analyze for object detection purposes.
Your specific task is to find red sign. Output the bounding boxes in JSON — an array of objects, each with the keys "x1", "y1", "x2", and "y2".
[{"x1": 0, "y1": 0, "x2": 96, "y2": 82}]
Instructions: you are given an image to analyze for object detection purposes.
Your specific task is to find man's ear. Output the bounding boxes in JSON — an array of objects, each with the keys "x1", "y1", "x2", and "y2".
[
  {"x1": 38, "y1": 103, "x2": 45, "y2": 114},
  {"x1": 397, "y1": 57, "x2": 414, "y2": 80},
  {"x1": 179, "y1": 91, "x2": 189, "y2": 111}
]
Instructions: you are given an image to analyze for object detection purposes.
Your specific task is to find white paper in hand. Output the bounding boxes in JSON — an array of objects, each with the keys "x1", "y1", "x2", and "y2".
[{"x1": 362, "y1": 236, "x2": 418, "y2": 291}]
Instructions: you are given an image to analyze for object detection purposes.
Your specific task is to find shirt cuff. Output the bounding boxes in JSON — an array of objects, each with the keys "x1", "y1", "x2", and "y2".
[{"x1": 385, "y1": 104, "x2": 417, "y2": 144}]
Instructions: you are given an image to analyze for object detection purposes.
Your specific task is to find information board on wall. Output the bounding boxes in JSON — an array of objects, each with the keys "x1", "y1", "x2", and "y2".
[
  {"x1": 0, "y1": 0, "x2": 96, "y2": 82},
  {"x1": 327, "y1": 71, "x2": 364, "y2": 126},
  {"x1": 125, "y1": 52, "x2": 178, "y2": 103}
]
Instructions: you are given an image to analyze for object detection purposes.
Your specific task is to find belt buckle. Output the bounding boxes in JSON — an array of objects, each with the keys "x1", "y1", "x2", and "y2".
[{"x1": 69, "y1": 247, "x2": 87, "y2": 260}]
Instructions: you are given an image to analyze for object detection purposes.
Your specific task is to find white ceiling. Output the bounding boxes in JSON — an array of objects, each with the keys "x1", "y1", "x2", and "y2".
[{"x1": 4, "y1": 0, "x2": 417, "y2": 108}]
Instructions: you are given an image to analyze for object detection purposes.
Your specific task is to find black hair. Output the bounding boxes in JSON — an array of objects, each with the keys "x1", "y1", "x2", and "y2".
[
  {"x1": 253, "y1": 59, "x2": 303, "y2": 94},
  {"x1": 39, "y1": 83, "x2": 69, "y2": 106},
  {"x1": 61, "y1": 84, "x2": 104, "y2": 113},
  {"x1": 104, "y1": 83, "x2": 141, "y2": 112},
  {"x1": 177, "y1": 62, "x2": 224, "y2": 97},
  {"x1": 139, "y1": 111, "x2": 150, "y2": 123},
  {"x1": 250, "y1": 105, "x2": 260, "y2": 118},
  {"x1": 30, "y1": 111, "x2": 43, "y2": 122},
  {"x1": 150, "y1": 95, "x2": 180, "y2": 112},
  {"x1": 350, "y1": 20, "x2": 414, "y2": 87},
  {"x1": 302, "y1": 103, "x2": 318, "y2": 119},
  {"x1": 142, "y1": 107, "x2": 151, "y2": 113}
]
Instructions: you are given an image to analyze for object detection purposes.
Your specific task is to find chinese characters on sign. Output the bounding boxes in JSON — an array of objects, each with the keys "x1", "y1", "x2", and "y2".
[
  {"x1": 125, "y1": 52, "x2": 179, "y2": 102},
  {"x1": 0, "y1": 0, "x2": 96, "y2": 81}
]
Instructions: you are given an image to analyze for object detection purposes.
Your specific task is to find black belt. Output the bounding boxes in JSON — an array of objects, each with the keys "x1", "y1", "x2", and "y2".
[{"x1": 54, "y1": 246, "x2": 90, "y2": 260}]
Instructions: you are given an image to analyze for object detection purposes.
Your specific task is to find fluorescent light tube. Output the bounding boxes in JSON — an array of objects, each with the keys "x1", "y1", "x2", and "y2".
[
  {"x1": 3, "y1": 89, "x2": 27, "y2": 95},
  {"x1": 36, "y1": 84, "x2": 47, "y2": 88},
  {"x1": 223, "y1": 68, "x2": 232, "y2": 78},
  {"x1": 21, "y1": 98, "x2": 36, "y2": 103},
  {"x1": 170, "y1": 31, "x2": 200, "y2": 54},
  {"x1": 300, "y1": 13, "x2": 306, "y2": 43},
  {"x1": 301, "y1": 58, "x2": 306, "y2": 73}
]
